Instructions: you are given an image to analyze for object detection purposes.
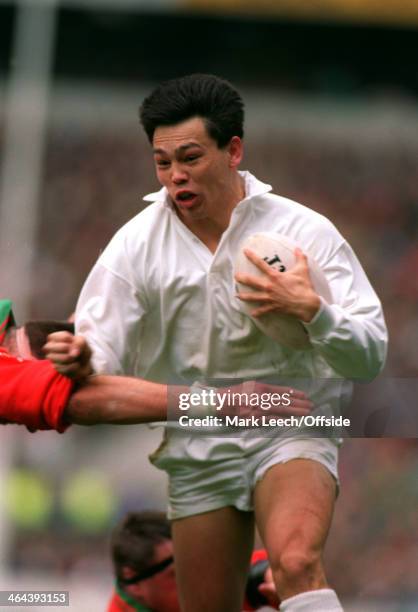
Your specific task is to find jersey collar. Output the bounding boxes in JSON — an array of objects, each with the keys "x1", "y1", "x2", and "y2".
[{"x1": 115, "y1": 582, "x2": 152, "y2": 612}]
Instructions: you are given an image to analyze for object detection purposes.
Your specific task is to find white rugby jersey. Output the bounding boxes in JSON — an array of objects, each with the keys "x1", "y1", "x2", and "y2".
[{"x1": 75, "y1": 172, "x2": 387, "y2": 385}]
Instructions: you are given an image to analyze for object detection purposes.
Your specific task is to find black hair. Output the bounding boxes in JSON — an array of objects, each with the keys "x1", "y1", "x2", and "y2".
[
  {"x1": 139, "y1": 73, "x2": 244, "y2": 148},
  {"x1": 111, "y1": 511, "x2": 171, "y2": 581},
  {"x1": 24, "y1": 321, "x2": 74, "y2": 359}
]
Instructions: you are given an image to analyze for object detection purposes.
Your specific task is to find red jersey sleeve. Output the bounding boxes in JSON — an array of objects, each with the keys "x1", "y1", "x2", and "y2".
[{"x1": 0, "y1": 349, "x2": 74, "y2": 432}]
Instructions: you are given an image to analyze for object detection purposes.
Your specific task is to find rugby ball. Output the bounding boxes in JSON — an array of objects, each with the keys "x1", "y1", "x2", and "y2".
[{"x1": 234, "y1": 232, "x2": 332, "y2": 350}]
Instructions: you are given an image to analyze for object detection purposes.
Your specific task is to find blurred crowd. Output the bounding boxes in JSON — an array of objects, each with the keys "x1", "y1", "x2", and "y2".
[
  {"x1": 326, "y1": 439, "x2": 418, "y2": 601},
  {"x1": 2, "y1": 95, "x2": 418, "y2": 603}
]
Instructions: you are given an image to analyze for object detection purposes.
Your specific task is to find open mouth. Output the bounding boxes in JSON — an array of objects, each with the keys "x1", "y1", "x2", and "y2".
[{"x1": 175, "y1": 191, "x2": 198, "y2": 207}]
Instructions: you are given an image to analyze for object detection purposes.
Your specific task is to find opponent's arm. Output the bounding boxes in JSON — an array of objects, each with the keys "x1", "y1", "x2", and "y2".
[
  {"x1": 66, "y1": 376, "x2": 173, "y2": 425},
  {"x1": 45, "y1": 334, "x2": 314, "y2": 426}
]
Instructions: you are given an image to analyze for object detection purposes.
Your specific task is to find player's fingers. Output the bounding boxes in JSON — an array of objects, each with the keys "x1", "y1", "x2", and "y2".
[
  {"x1": 293, "y1": 248, "x2": 310, "y2": 272},
  {"x1": 294, "y1": 247, "x2": 307, "y2": 260},
  {"x1": 257, "y1": 582, "x2": 280, "y2": 607},
  {"x1": 43, "y1": 340, "x2": 75, "y2": 353},
  {"x1": 72, "y1": 334, "x2": 88, "y2": 348},
  {"x1": 243, "y1": 248, "x2": 274, "y2": 275},
  {"x1": 289, "y1": 399, "x2": 314, "y2": 411},
  {"x1": 274, "y1": 405, "x2": 312, "y2": 417},
  {"x1": 255, "y1": 384, "x2": 308, "y2": 401},
  {"x1": 47, "y1": 331, "x2": 74, "y2": 344},
  {"x1": 250, "y1": 304, "x2": 277, "y2": 317},
  {"x1": 43, "y1": 331, "x2": 76, "y2": 358},
  {"x1": 235, "y1": 272, "x2": 271, "y2": 290},
  {"x1": 45, "y1": 354, "x2": 79, "y2": 367},
  {"x1": 70, "y1": 335, "x2": 90, "y2": 359},
  {"x1": 43, "y1": 341, "x2": 80, "y2": 359},
  {"x1": 258, "y1": 582, "x2": 278, "y2": 597},
  {"x1": 278, "y1": 386, "x2": 308, "y2": 400},
  {"x1": 236, "y1": 291, "x2": 270, "y2": 302},
  {"x1": 275, "y1": 396, "x2": 314, "y2": 411}
]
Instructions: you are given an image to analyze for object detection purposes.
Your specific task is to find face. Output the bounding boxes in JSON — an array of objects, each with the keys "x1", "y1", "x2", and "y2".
[
  {"x1": 126, "y1": 539, "x2": 180, "y2": 612},
  {"x1": 152, "y1": 116, "x2": 243, "y2": 224}
]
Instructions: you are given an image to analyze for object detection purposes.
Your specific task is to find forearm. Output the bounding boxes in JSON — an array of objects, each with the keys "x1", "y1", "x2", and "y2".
[
  {"x1": 306, "y1": 301, "x2": 387, "y2": 379},
  {"x1": 66, "y1": 375, "x2": 182, "y2": 425},
  {"x1": 301, "y1": 241, "x2": 388, "y2": 380}
]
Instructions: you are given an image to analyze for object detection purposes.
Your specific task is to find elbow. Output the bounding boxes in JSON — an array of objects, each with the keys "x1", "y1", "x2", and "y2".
[{"x1": 350, "y1": 336, "x2": 388, "y2": 382}]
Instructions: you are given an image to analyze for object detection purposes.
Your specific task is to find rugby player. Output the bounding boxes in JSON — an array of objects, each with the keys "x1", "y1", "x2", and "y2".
[
  {"x1": 108, "y1": 511, "x2": 278, "y2": 612},
  {"x1": 52, "y1": 75, "x2": 387, "y2": 610}
]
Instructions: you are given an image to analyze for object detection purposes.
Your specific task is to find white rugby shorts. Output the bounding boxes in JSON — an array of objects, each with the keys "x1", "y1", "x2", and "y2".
[{"x1": 149, "y1": 431, "x2": 339, "y2": 520}]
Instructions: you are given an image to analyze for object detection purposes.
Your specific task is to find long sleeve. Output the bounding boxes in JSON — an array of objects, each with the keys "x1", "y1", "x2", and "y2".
[
  {"x1": 76, "y1": 261, "x2": 148, "y2": 376},
  {"x1": 305, "y1": 241, "x2": 388, "y2": 380}
]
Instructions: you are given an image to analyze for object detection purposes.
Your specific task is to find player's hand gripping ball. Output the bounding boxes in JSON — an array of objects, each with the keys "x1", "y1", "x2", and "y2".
[{"x1": 234, "y1": 233, "x2": 332, "y2": 349}]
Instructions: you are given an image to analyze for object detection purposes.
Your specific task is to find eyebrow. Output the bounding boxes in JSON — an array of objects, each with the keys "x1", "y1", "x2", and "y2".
[{"x1": 153, "y1": 142, "x2": 204, "y2": 155}]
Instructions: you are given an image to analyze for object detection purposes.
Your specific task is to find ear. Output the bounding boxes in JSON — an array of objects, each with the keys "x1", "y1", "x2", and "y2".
[{"x1": 227, "y1": 136, "x2": 243, "y2": 168}]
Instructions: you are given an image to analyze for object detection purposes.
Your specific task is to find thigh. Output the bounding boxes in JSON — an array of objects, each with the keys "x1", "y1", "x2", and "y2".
[
  {"x1": 172, "y1": 506, "x2": 254, "y2": 612},
  {"x1": 254, "y1": 458, "x2": 336, "y2": 581}
]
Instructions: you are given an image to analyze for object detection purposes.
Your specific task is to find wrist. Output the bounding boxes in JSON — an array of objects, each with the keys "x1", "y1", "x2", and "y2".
[
  {"x1": 183, "y1": 381, "x2": 219, "y2": 418},
  {"x1": 298, "y1": 293, "x2": 321, "y2": 323}
]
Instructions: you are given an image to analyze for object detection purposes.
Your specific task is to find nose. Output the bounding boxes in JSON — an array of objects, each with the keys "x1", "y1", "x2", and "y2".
[{"x1": 171, "y1": 163, "x2": 188, "y2": 184}]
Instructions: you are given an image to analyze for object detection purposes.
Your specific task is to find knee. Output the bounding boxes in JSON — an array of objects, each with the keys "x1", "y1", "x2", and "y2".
[{"x1": 271, "y1": 547, "x2": 322, "y2": 591}]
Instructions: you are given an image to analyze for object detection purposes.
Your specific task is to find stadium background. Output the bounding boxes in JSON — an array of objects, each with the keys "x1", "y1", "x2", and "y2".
[{"x1": 0, "y1": 0, "x2": 418, "y2": 609}]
